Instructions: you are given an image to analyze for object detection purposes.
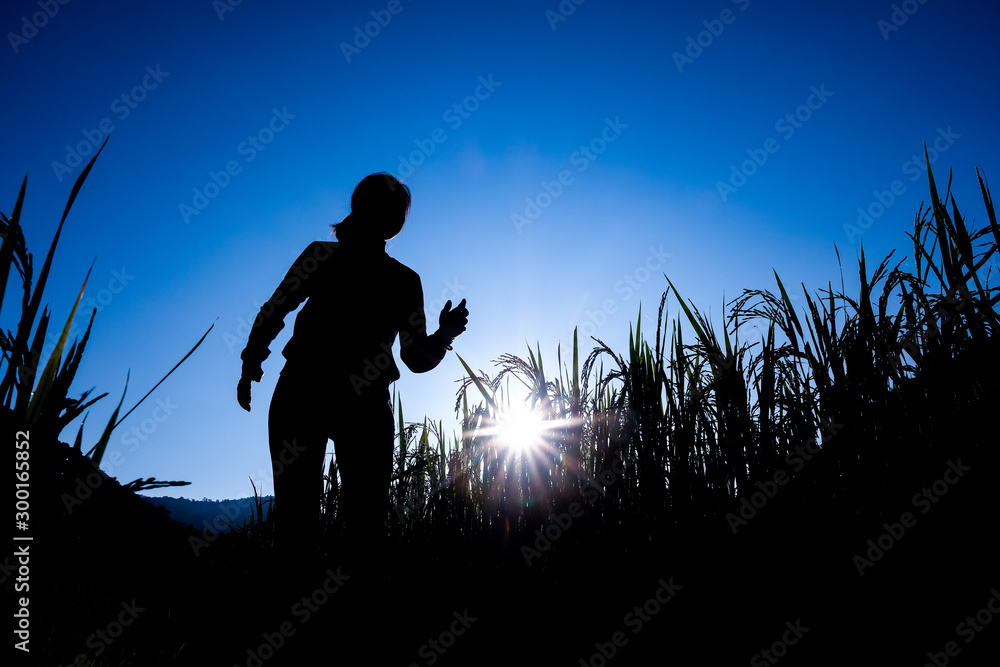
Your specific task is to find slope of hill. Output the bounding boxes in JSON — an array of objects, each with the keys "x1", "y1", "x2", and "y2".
[{"x1": 139, "y1": 495, "x2": 271, "y2": 533}]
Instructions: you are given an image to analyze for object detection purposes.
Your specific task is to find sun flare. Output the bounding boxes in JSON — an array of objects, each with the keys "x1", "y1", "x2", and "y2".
[{"x1": 495, "y1": 402, "x2": 548, "y2": 453}]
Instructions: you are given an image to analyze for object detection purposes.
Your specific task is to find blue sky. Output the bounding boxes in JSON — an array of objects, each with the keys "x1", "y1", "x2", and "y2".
[{"x1": 3, "y1": 0, "x2": 998, "y2": 500}]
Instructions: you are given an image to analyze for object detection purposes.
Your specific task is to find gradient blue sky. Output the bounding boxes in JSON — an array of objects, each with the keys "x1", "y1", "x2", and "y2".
[{"x1": 3, "y1": 0, "x2": 998, "y2": 500}]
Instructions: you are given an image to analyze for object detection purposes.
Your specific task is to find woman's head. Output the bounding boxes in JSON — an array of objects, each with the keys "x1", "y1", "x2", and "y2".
[{"x1": 333, "y1": 173, "x2": 411, "y2": 243}]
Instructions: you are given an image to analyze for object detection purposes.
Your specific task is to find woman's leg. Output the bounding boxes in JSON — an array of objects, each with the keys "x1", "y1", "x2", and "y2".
[
  {"x1": 268, "y1": 369, "x2": 329, "y2": 558},
  {"x1": 328, "y1": 386, "x2": 395, "y2": 571}
]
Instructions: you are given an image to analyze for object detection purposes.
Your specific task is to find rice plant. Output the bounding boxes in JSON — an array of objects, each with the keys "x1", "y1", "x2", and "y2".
[
  {"x1": 0, "y1": 140, "x2": 213, "y2": 493},
  {"x1": 21, "y1": 146, "x2": 997, "y2": 665},
  {"x1": 361, "y1": 155, "x2": 998, "y2": 565}
]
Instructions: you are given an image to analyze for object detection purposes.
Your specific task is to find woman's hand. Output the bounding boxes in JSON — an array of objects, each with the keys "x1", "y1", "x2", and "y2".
[
  {"x1": 237, "y1": 377, "x2": 253, "y2": 412},
  {"x1": 438, "y1": 298, "x2": 469, "y2": 340}
]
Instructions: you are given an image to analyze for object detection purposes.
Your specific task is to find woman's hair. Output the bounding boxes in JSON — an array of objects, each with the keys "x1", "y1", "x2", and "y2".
[{"x1": 332, "y1": 173, "x2": 411, "y2": 242}]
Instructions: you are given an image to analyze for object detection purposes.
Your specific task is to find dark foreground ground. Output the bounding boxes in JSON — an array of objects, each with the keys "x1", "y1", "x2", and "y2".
[{"x1": 21, "y1": 439, "x2": 1000, "y2": 667}]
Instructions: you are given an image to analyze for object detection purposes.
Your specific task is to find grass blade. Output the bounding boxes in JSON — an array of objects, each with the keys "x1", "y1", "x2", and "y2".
[
  {"x1": 113, "y1": 320, "x2": 216, "y2": 428},
  {"x1": 456, "y1": 353, "x2": 497, "y2": 411},
  {"x1": 0, "y1": 175, "x2": 27, "y2": 323},
  {"x1": 24, "y1": 261, "x2": 94, "y2": 425}
]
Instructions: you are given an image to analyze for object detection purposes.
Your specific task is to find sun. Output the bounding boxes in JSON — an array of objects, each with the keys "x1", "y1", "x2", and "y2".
[{"x1": 494, "y1": 401, "x2": 548, "y2": 453}]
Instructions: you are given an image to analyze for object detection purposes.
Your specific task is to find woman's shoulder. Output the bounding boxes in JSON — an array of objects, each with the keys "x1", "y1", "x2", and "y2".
[
  {"x1": 302, "y1": 240, "x2": 339, "y2": 255},
  {"x1": 384, "y1": 254, "x2": 420, "y2": 281},
  {"x1": 292, "y1": 241, "x2": 339, "y2": 269}
]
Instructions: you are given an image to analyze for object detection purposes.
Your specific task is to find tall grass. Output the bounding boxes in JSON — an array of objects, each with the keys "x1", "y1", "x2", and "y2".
[
  {"x1": 1, "y1": 140, "x2": 212, "y2": 490},
  {"x1": 323, "y1": 156, "x2": 998, "y2": 563},
  {"x1": 23, "y1": 149, "x2": 995, "y2": 664}
]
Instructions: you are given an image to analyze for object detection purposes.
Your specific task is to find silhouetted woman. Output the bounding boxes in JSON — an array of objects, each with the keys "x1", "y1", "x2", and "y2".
[{"x1": 237, "y1": 173, "x2": 468, "y2": 569}]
